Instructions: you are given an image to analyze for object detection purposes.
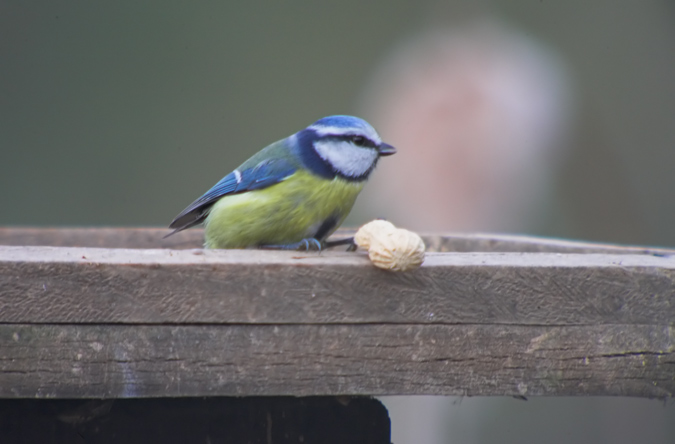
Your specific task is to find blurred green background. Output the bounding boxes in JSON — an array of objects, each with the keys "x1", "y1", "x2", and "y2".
[
  {"x1": 2, "y1": 0, "x2": 675, "y2": 247},
  {"x1": 2, "y1": 1, "x2": 674, "y2": 443}
]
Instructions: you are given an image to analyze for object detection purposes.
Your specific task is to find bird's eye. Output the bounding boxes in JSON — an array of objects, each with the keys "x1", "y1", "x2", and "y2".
[{"x1": 352, "y1": 136, "x2": 366, "y2": 146}]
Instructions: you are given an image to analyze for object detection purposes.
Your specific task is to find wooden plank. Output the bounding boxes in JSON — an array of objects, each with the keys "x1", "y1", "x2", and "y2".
[
  {"x1": 1, "y1": 323, "x2": 672, "y2": 398},
  {"x1": 1, "y1": 246, "x2": 674, "y2": 325},
  {"x1": 0, "y1": 397, "x2": 390, "y2": 444},
  {"x1": 423, "y1": 232, "x2": 675, "y2": 255},
  {"x1": 2, "y1": 227, "x2": 674, "y2": 254},
  {"x1": 1, "y1": 229, "x2": 673, "y2": 400},
  {"x1": 0, "y1": 227, "x2": 205, "y2": 250}
]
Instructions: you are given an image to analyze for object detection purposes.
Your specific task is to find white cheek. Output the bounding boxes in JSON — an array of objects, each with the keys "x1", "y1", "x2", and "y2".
[{"x1": 314, "y1": 141, "x2": 379, "y2": 177}]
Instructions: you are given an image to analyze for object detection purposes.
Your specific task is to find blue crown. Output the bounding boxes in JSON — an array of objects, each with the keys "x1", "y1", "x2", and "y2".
[{"x1": 312, "y1": 115, "x2": 370, "y2": 129}]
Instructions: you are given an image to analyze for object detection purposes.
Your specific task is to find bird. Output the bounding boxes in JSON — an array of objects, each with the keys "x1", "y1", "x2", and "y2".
[{"x1": 166, "y1": 115, "x2": 396, "y2": 250}]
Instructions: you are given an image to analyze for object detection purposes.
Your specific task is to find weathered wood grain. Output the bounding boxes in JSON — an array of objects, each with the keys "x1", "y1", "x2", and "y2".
[
  {"x1": 1, "y1": 228, "x2": 673, "y2": 400},
  {"x1": 1, "y1": 246, "x2": 674, "y2": 325},
  {"x1": 1, "y1": 323, "x2": 672, "y2": 398},
  {"x1": 2, "y1": 227, "x2": 674, "y2": 254}
]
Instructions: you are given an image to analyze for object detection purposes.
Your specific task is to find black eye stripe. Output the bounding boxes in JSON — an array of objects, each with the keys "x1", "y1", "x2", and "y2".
[
  {"x1": 324, "y1": 134, "x2": 376, "y2": 148},
  {"x1": 352, "y1": 135, "x2": 365, "y2": 145}
]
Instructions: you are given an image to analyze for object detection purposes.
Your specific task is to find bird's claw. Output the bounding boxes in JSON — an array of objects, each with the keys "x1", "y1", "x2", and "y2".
[
  {"x1": 259, "y1": 238, "x2": 322, "y2": 251},
  {"x1": 298, "y1": 238, "x2": 322, "y2": 251}
]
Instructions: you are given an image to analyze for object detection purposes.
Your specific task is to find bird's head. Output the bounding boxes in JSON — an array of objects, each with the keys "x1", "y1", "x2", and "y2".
[{"x1": 293, "y1": 115, "x2": 396, "y2": 181}]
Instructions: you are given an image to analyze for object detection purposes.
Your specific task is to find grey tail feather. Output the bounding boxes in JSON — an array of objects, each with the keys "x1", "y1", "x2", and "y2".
[
  {"x1": 163, "y1": 214, "x2": 205, "y2": 239},
  {"x1": 163, "y1": 228, "x2": 182, "y2": 239},
  {"x1": 163, "y1": 222, "x2": 198, "y2": 239}
]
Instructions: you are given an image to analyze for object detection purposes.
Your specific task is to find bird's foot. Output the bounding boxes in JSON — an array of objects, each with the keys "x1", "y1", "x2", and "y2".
[{"x1": 259, "y1": 238, "x2": 323, "y2": 251}]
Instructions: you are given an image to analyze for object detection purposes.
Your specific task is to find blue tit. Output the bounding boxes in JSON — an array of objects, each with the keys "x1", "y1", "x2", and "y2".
[{"x1": 166, "y1": 115, "x2": 396, "y2": 250}]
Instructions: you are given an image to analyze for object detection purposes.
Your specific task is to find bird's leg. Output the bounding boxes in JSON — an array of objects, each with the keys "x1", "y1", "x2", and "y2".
[
  {"x1": 258, "y1": 238, "x2": 323, "y2": 251},
  {"x1": 324, "y1": 237, "x2": 357, "y2": 251}
]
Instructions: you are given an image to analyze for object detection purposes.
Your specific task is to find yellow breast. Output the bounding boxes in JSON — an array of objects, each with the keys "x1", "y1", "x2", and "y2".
[{"x1": 203, "y1": 170, "x2": 364, "y2": 249}]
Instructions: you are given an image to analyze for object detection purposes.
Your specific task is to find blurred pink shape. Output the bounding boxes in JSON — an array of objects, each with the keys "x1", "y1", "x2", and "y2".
[{"x1": 358, "y1": 21, "x2": 573, "y2": 232}]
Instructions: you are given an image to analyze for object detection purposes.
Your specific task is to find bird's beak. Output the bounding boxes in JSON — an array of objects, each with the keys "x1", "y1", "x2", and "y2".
[{"x1": 378, "y1": 143, "x2": 396, "y2": 156}]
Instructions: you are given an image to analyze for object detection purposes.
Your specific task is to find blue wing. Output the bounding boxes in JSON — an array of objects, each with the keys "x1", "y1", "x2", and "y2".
[{"x1": 166, "y1": 158, "x2": 297, "y2": 235}]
